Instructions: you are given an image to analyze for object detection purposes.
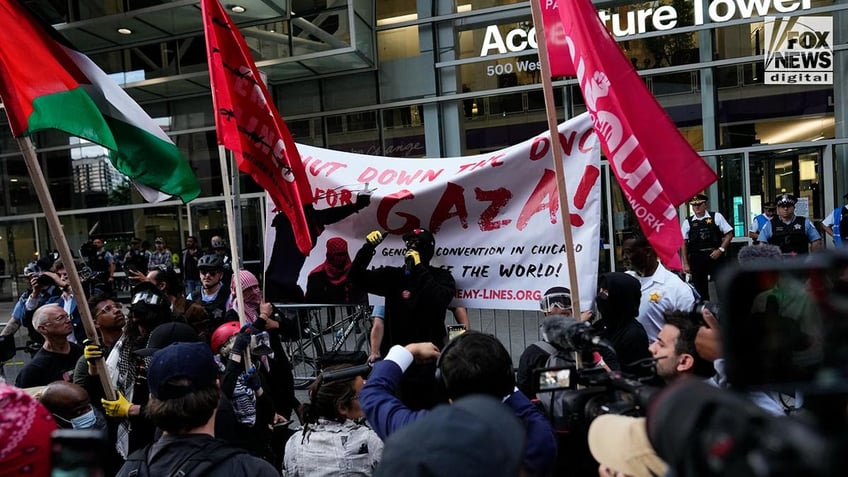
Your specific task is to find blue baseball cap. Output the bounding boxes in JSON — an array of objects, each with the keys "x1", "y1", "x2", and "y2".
[{"x1": 147, "y1": 342, "x2": 218, "y2": 400}]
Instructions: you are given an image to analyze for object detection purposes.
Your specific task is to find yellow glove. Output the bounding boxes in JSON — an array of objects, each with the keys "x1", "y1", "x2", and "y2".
[
  {"x1": 366, "y1": 230, "x2": 384, "y2": 246},
  {"x1": 102, "y1": 391, "x2": 132, "y2": 418},
  {"x1": 83, "y1": 339, "x2": 103, "y2": 363},
  {"x1": 405, "y1": 249, "x2": 421, "y2": 266}
]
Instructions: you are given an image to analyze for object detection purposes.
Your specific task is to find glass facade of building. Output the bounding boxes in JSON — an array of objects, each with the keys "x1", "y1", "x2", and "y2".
[{"x1": 0, "y1": 0, "x2": 846, "y2": 299}]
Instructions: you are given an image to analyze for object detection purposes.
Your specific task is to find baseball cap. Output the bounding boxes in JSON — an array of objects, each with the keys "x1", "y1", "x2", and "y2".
[
  {"x1": 375, "y1": 395, "x2": 525, "y2": 477},
  {"x1": 688, "y1": 193, "x2": 708, "y2": 205},
  {"x1": 147, "y1": 342, "x2": 219, "y2": 400},
  {"x1": 776, "y1": 193, "x2": 796, "y2": 206},
  {"x1": 588, "y1": 415, "x2": 668, "y2": 477},
  {"x1": 135, "y1": 322, "x2": 201, "y2": 357},
  {"x1": 402, "y1": 228, "x2": 435, "y2": 248}
]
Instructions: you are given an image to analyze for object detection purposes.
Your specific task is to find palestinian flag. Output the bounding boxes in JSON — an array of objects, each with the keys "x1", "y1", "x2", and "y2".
[{"x1": 0, "y1": 0, "x2": 200, "y2": 203}]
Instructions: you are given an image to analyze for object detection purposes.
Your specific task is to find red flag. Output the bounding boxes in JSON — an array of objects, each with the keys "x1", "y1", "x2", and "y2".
[
  {"x1": 202, "y1": 0, "x2": 313, "y2": 255},
  {"x1": 555, "y1": 0, "x2": 717, "y2": 269},
  {"x1": 540, "y1": 0, "x2": 575, "y2": 76}
]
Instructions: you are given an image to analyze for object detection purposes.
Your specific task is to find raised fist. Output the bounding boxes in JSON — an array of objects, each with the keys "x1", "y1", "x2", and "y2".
[{"x1": 366, "y1": 230, "x2": 384, "y2": 247}]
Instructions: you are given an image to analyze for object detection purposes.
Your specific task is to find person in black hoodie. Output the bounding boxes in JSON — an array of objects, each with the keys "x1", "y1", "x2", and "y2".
[{"x1": 592, "y1": 272, "x2": 652, "y2": 375}]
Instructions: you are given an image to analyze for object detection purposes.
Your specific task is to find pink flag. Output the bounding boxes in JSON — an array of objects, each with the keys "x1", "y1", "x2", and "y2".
[
  {"x1": 202, "y1": 0, "x2": 314, "y2": 255},
  {"x1": 540, "y1": 0, "x2": 575, "y2": 76},
  {"x1": 555, "y1": 0, "x2": 717, "y2": 269}
]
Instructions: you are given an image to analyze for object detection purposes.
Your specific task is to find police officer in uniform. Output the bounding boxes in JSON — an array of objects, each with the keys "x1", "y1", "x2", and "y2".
[
  {"x1": 681, "y1": 194, "x2": 733, "y2": 301},
  {"x1": 757, "y1": 193, "x2": 823, "y2": 255},
  {"x1": 822, "y1": 192, "x2": 848, "y2": 247},
  {"x1": 84, "y1": 237, "x2": 115, "y2": 295},
  {"x1": 188, "y1": 254, "x2": 230, "y2": 327}
]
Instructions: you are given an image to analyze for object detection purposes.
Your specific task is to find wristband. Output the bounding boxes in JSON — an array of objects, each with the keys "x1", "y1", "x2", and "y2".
[{"x1": 718, "y1": 247, "x2": 725, "y2": 253}]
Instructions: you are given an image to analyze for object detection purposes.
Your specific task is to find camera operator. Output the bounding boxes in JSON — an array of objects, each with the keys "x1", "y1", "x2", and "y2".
[
  {"x1": 694, "y1": 307, "x2": 786, "y2": 416},
  {"x1": 359, "y1": 332, "x2": 557, "y2": 476},
  {"x1": 517, "y1": 287, "x2": 617, "y2": 400},
  {"x1": 1, "y1": 259, "x2": 81, "y2": 352}
]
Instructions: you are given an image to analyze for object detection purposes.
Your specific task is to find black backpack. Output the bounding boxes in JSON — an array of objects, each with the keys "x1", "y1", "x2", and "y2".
[
  {"x1": 124, "y1": 439, "x2": 245, "y2": 477},
  {"x1": 532, "y1": 340, "x2": 578, "y2": 430}
]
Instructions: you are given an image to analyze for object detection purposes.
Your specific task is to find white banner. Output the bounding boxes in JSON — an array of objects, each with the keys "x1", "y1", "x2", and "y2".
[{"x1": 264, "y1": 112, "x2": 600, "y2": 311}]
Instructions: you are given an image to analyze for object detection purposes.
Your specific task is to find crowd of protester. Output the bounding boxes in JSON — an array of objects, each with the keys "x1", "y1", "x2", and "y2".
[{"x1": 0, "y1": 225, "x2": 833, "y2": 477}]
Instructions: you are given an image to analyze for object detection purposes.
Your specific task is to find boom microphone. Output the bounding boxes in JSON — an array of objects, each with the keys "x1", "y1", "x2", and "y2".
[
  {"x1": 565, "y1": 321, "x2": 617, "y2": 353},
  {"x1": 541, "y1": 315, "x2": 616, "y2": 353},
  {"x1": 541, "y1": 315, "x2": 582, "y2": 350},
  {"x1": 320, "y1": 363, "x2": 372, "y2": 383}
]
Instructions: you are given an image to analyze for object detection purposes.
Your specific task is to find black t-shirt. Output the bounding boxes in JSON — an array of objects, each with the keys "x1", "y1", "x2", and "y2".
[{"x1": 15, "y1": 343, "x2": 83, "y2": 388}]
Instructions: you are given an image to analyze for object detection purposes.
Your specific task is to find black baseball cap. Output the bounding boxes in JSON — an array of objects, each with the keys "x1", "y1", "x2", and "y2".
[{"x1": 135, "y1": 322, "x2": 201, "y2": 357}]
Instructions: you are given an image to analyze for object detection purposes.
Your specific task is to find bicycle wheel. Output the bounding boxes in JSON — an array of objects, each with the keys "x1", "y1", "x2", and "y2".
[{"x1": 288, "y1": 333, "x2": 325, "y2": 389}]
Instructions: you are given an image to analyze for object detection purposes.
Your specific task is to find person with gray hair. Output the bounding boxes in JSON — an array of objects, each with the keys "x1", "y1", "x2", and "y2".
[
  {"x1": 737, "y1": 244, "x2": 783, "y2": 264},
  {"x1": 14, "y1": 304, "x2": 82, "y2": 388}
]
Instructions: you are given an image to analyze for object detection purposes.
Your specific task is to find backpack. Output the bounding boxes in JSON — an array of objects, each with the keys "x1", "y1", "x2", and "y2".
[
  {"x1": 123, "y1": 438, "x2": 245, "y2": 477},
  {"x1": 532, "y1": 340, "x2": 579, "y2": 431}
]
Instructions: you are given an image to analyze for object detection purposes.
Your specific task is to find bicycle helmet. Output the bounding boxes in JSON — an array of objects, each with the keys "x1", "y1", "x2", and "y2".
[
  {"x1": 198, "y1": 254, "x2": 224, "y2": 270},
  {"x1": 211, "y1": 237, "x2": 226, "y2": 249},
  {"x1": 211, "y1": 321, "x2": 240, "y2": 355},
  {"x1": 402, "y1": 228, "x2": 436, "y2": 264}
]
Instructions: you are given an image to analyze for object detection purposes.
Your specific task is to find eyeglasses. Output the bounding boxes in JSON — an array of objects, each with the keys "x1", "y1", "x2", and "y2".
[
  {"x1": 199, "y1": 269, "x2": 220, "y2": 276},
  {"x1": 46, "y1": 313, "x2": 71, "y2": 324},
  {"x1": 94, "y1": 304, "x2": 118, "y2": 317}
]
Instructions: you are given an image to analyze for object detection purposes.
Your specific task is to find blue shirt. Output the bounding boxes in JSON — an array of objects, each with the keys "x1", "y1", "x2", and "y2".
[
  {"x1": 360, "y1": 345, "x2": 558, "y2": 475},
  {"x1": 757, "y1": 216, "x2": 821, "y2": 244}
]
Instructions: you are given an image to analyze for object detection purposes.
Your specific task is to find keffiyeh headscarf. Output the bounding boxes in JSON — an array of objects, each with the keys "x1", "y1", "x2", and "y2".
[
  {"x1": 0, "y1": 384, "x2": 57, "y2": 477},
  {"x1": 310, "y1": 237, "x2": 352, "y2": 286},
  {"x1": 230, "y1": 270, "x2": 262, "y2": 324}
]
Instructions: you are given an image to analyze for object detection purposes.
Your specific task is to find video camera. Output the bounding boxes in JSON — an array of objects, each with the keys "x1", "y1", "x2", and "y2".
[
  {"x1": 645, "y1": 249, "x2": 848, "y2": 477},
  {"x1": 532, "y1": 316, "x2": 660, "y2": 433}
]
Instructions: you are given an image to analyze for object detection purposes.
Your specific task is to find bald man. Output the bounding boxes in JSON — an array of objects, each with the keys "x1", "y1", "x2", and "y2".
[
  {"x1": 39, "y1": 381, "x2": 97, "y2": 430},
  {"x1": 15, "y1": 304, "x2": 82, "y2": 388}
]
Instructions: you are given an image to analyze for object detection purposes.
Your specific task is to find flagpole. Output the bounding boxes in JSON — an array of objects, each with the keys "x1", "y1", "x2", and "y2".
[
  {"x1": 530, "y1": 0, "x2": 582, "y2": 314},
  {"x1": 14, "y1": 136, "x2": 116, "y2": 400},
  {"x1": 218, "y1": 145, "x2": 247, "y2": 327}
]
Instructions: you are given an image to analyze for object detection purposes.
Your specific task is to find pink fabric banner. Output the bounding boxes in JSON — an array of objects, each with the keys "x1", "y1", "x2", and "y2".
[
  {"x1": 202, "y1": 0, "x2": 313, "y2": 255},
  {"x1": 555, "y1": 0, "x2": 717, "y2": 269},
  {"x1": 540, "y1": 0, "x2": 575, "y2": 76}
]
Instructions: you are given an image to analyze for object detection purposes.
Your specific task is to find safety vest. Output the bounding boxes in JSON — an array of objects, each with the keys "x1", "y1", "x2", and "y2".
[{"x1": 832, "y1": 206, "x2": 848, "y2": 245}]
